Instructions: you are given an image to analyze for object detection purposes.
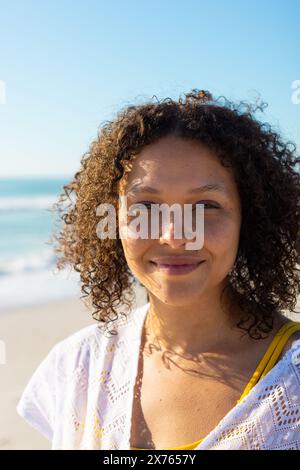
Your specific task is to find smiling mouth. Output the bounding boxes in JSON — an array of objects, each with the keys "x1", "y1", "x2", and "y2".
[{"x1": 149, "y1": 260, "x2": 204, "y2": 275}]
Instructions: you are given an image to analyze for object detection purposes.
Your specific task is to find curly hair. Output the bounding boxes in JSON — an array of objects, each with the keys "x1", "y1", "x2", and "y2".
[{"x1": 51, "y1": 88, "x2": 300, "y2": 340}]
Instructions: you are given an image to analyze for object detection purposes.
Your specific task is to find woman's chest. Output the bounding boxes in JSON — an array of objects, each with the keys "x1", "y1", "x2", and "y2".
[{"x1": 129, "y1": 351, "x2": 252, "y2": 450}]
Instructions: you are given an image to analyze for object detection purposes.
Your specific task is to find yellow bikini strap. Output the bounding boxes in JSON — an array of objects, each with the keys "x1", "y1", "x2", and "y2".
[
  {"x1": 238, "y1": 321, "x2": 300, "y2": 402},
  {"x1": 259, "y1": 321, "x2": 300, "y2": 380}
]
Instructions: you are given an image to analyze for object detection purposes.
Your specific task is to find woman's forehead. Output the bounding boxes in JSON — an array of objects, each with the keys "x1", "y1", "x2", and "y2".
[
  {"x1": 118, "y1": 136, "x2": 238, "y2": 196},
  {"x1": 120, "y1": 161, "x2": 236, "y2": 197}
]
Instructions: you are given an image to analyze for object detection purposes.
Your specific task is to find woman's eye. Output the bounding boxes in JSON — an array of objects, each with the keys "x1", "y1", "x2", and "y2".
[
  {"x1": 193, "y1": 201, "x2": 219, "y2": 210},
  {"x1": 134, "y1": 201, "x2": 219, "y2": 210},
  {"x1": 127, "y1": 202, "x2": 154, "y2": 216},
  {"x1": 132, "y1": 202, "x2": 154, "y2": 210}
]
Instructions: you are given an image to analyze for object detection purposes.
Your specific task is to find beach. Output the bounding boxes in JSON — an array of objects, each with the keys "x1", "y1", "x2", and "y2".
[{"x1": 1, "y1": 287, "x2": 299, "y2": 450}]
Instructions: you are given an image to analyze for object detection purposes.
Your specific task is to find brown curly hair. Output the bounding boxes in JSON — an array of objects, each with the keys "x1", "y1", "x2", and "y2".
[{"x1": 51, "y1": 88, "x2": 300, "y2": 339}]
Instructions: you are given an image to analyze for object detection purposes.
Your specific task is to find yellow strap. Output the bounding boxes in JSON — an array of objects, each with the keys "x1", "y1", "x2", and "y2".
[
  {"x1": 259, "y1": 322, "x2": 300, "y2": 380},
  {"x1": 167, "y1": 437, "x2": 204, "y2": 450},
  {"x1": 237, "y1": 321, "x2": 300, "y2": 402},
  {"x1": 131, "y1": 436, "x2": 204, "y2": 450}
]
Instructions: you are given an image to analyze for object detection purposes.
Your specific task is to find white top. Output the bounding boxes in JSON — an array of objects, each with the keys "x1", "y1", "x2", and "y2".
[{"x1": 16, "y1": 302, "x2": 300, "y2": 450}]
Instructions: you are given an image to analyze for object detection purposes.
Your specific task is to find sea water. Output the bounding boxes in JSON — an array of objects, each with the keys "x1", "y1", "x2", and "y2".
[{"x1": 0, "y1": 178, "x2": 81, "y2": 311}]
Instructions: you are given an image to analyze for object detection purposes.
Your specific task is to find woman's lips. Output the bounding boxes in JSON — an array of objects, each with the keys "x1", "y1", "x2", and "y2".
[{"x1": 150, "y1": 261, "x2": 204, "y2": 275}]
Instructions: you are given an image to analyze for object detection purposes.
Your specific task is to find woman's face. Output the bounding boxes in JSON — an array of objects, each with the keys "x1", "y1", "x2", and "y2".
[{"x1": 118, "y1": 135, "x2": 242, "y2": 305}]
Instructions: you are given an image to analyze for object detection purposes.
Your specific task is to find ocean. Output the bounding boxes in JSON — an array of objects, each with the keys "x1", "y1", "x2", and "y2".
[{"x1": 0, "y1": 178, "x2": 81, "y2": 311}]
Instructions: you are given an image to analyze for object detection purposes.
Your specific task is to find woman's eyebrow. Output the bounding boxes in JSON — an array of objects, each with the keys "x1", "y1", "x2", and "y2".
[{"x1": 126, "y1": 183, "x2": 227, "y2": 195}]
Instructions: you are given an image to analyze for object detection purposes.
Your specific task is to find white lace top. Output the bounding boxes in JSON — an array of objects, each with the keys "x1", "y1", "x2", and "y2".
[{"x1": 16, "y1": 302, "x2": 300, "y2": 450}]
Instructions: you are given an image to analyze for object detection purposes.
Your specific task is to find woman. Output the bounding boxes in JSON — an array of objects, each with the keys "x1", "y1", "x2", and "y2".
[{"x1": 16, "y1": 89, "x2": 300, "y2": 450}]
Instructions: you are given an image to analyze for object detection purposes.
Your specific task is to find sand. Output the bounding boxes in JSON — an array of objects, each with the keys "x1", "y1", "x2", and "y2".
[{"x1": 0, "y1": 285, "x2": 299, "y2": 450}]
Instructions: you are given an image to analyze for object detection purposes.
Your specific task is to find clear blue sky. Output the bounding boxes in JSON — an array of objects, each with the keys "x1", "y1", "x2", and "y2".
[{"x1": 0, "y1": 0, "x2": 299, "y2": 177}]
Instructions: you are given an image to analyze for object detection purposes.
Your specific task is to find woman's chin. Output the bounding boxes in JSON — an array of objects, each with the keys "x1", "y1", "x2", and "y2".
[{"x1": 152, "y1": 290, "x2": 203, "y2": 306}]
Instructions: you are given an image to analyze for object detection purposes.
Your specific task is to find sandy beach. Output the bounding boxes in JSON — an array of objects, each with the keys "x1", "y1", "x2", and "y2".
[{"x1": 1, "y1": 286, "x2": 299, "y2": 450}]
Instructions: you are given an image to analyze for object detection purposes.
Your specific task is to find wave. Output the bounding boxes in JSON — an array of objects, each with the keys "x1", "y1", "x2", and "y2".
[
  {"x1": 0, "y1": 249, "x2": 57, "y2": 276},
  {"x1": 0, "y1": 195, "x2": 59, "y2": 211},
  {"x1": 0, "y1": 266, "x2": 81, "y2": 312}
]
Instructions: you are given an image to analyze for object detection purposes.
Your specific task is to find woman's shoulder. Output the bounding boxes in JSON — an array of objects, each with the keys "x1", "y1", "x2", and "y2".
[
  {"x1": 15, "y1": 325, "x2": 103, "y2": 442},
  {"x1": 277, "y1": 328, "x2": 300, "y2": 362},
  {"x1": 57, "y1": 322, "x2": 103, "y2": 347},
  {"x1": 51, "y1": 323, "x2": 102, "y2": 358},
  {"x1": 273, "y1": 314, "x2": 300, "y2": 363},
  {"x1": 16, "y1": 303, "x2": 149, "y2": 442},
  {"x1": 53, "y1": 302, "x2": 149, "y2": 359}
]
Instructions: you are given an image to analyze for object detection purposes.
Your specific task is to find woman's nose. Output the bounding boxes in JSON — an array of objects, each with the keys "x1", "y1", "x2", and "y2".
[{"x1": 158, "y1": 219, "x2": 195, "y2": 248}]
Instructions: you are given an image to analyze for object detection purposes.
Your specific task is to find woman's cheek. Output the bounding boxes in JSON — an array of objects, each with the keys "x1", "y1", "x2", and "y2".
[
  {"x1": 204, "y1": 215, "x2": 239, "y2": 250},
  {"x1": 121, "y1": 237, "x2": 150, "y2": 264}
]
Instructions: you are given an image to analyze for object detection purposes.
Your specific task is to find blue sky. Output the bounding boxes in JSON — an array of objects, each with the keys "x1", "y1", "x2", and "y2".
[{"x1": 0, "y1": 0, "x2": 299, "y2": 177}]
